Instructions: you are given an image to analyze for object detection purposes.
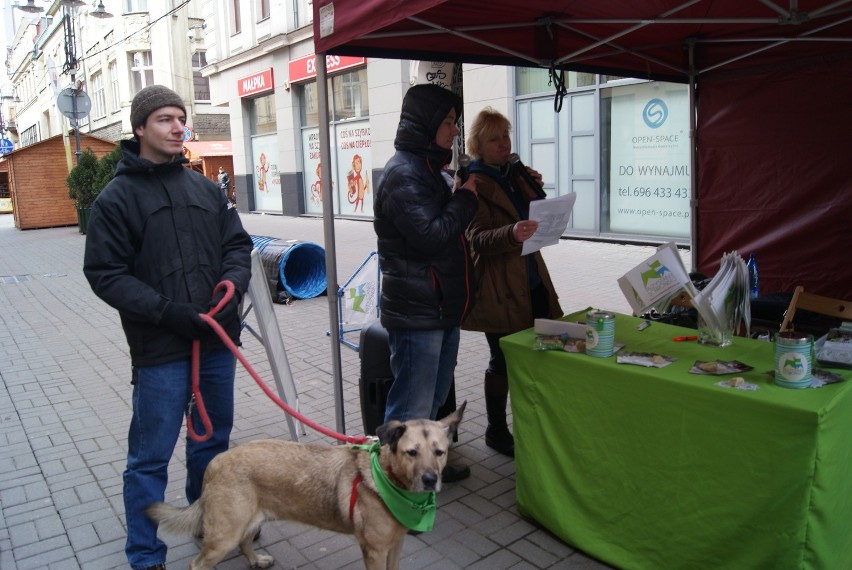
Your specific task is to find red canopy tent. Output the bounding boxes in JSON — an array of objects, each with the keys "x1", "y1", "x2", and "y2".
[
  {"x1": 313, "y1": 0, "x2": 852, "y2": 296},
  {"x1": 309, "y1": 0, "x2": 852, "y2": 430},
  {"x1": 314, "y1": 0, "x2": 852, "y2": 81}
]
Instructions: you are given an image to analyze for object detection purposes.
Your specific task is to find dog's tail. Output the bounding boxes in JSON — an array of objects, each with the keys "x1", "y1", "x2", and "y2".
[{"x1": 145, "y1": 501, "x2": 204, "y2": 537}]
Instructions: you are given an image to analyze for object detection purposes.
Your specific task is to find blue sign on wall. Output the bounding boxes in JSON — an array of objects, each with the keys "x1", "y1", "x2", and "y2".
[{"x1": 0, "y1": 138, "x2": 13, "y2": 156}]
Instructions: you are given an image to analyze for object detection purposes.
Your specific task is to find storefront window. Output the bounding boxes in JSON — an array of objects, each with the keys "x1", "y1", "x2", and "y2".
[
  {"x1": 250, "y1": 93, "x2": 276, "y2": 135},
  {"x1": 298, "y1": 65, "x2": 372, "y2": 217},
  {"x1": 600, "y1": 82, "x2": 690, "y2": 239}
]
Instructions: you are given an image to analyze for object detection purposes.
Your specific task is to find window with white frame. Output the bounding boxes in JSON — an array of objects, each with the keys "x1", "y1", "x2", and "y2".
[
  {"x1": 109, "y1": 60, "x2": 120, "y2": 112},
  {"x1": 192, "y1": 52, "x2": 210, "y2": 101},
  {"x1": 91, "y1": 71, "x2": 106, "y2": 119},
  {"x1": 77, "y1": 79, "x2": 89, "y2": 128},
  {"x1": 332, "y1": 68, "x2": 369, "y2": 120},
  {"x1": 124, "y1": 0, "x2": 147, "y2": 12},
  {"x1": 128, "y1": 51, "x2": 154, "y2": 93},
  {"x1": 259, "y1": 0, "x2": 270, "y2": 20},
  {"x1": 231, "y1": 0, "x2": 241, "y2": 33}
]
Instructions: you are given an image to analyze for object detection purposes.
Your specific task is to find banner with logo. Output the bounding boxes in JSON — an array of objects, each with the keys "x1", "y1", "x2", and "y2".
[
  {"x1": 618, "y1": 242, "x2": 694, "y2": 315},
  {"x1": 340, "y1": 252, "x2": 380, "y2": 327},
  {"x1": 609, "y1": 83, "x2": 690, "y2": 237},
  {"x1": 411, "y1": 61, "x2": 455, "y2": 90}
]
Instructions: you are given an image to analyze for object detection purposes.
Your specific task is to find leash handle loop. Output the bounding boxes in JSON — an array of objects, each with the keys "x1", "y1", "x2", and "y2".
[{"x1": 186, "y1": 338, "x2": 214, "y2": 442}]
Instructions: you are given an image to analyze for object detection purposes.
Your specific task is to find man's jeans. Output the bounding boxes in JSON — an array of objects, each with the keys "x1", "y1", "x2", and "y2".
[
  {"x1": 385, "y1": 327, "x2": 459, "y2": 422},
  {"x1": 124, "y1": 349, "x2": 235, "y2": 570}
]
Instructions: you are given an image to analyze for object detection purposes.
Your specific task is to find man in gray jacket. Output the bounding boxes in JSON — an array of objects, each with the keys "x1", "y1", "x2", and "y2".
[{"x1": 83, "y1": 85, "x2": 252, "y2": 570}]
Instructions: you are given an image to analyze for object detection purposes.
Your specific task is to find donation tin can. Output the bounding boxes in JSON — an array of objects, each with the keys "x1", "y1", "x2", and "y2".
[
  {"x1": 585, "y1": 310, "x2": 616, "y2": 358},
  {"x1": 774, "y1": 331, "x2": 813, "y2": 389}
]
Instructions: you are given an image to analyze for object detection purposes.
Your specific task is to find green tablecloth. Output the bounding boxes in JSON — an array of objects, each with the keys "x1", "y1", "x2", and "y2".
[{"x1": 501, "y1": 310, "x2": 852, "y2": 570}]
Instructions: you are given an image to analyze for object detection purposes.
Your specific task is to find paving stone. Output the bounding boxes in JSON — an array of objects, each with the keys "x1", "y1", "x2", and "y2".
[{"x1": 0, "y1": 214, "x2": 677, "y2": 569}]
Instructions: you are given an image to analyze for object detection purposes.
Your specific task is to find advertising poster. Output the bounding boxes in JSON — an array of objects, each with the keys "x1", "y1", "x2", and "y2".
[
  {"x1": 413, "y1": 61, "x2": 455, "y2": 90},
  {"x1": 302, "y1": 127, "x2": 327, "y2": 215},
  {"x1": 251, "y1": 134, "x2": 282, "y2": 212},
  {"x1": 609, "y1": 83, "x2": 690, "y2": 237},
  {"x1": 335, "y1": 120, "x2": 373, "y2": 217}
]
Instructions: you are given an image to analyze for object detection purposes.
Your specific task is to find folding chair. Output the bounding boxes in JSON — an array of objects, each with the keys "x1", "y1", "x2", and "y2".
[{"x1": 779, "y1": 286, "x2": 852, "y2": 332}]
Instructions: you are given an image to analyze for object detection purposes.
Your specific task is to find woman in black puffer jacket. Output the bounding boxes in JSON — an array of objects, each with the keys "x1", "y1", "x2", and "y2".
[{"x1": 373, "y1": 84, "x2": 478, "y2": 480}]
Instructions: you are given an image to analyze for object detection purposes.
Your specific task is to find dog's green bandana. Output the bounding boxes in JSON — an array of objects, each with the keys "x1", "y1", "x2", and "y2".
[{"x1": 355, "y1": 442, "x2": 436, "y2": 532}]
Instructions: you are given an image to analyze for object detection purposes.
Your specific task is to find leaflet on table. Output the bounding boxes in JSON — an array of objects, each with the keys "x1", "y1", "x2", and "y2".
[
  {"x1": 691, "y1": 251, "x2": 751, "y2": 338},
  {"x1": 617, "y1": 242, "x2": 694, "y2": 315},
  {"x1": 815, "y1": 323, "x2": 852, "y2": 368},
  {"x1": 522, "y1": 193, "x2": 577, "y2": 256}
]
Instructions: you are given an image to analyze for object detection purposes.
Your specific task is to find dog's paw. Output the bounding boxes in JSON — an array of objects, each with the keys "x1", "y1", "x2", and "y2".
[{"x1": 251, "y1": 554, "x2": 275, "y2": 568}]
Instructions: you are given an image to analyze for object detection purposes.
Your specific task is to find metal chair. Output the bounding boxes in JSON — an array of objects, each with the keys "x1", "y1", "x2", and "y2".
[{"x1": 780, "y1": 286, "x2": 851, "y2": 332}]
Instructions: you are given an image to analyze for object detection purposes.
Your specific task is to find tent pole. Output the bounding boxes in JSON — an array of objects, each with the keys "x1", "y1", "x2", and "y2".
[
  {"x1": 688, "y1": 40, "x2": 698, "y2": 273},
  {"x1": 316, "y1": 53, "x2": 347, "y2": 437}
]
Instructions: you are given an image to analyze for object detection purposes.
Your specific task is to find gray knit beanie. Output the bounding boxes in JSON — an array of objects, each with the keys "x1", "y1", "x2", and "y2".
[{"x1": 130, "y1": 85, "x2": 187, "y2": 131}]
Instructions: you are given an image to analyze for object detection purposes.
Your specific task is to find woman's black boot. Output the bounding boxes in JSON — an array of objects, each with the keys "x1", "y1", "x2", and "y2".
[{"x1": 484, "y1": 372, "x2": 514, "y2": 457}]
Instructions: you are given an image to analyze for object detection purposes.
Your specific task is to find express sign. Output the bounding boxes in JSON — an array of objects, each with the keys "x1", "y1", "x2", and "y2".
[
  {"x1": 288, "y1": 54, "x2": 366, "y2": 84},
  {"x1": 238, "y1": 68, "x2": 275, "y2": 98}
]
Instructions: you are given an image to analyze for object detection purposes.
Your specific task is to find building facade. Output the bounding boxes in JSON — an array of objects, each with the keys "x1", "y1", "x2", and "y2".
[
  {"x1": 2, "y1": 0, "x2": 691, "y2": 244},
  {"x1": 3, "y1": 0, "x2": 228, "y2": 161},
  {"x1": 199, "y1": 0, "x2": 689, "y2": 243}
]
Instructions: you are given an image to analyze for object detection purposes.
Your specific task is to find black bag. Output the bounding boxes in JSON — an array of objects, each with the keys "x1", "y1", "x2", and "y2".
[{"x1": 358, "y1": 319, "x2": 457, "y2": 439}]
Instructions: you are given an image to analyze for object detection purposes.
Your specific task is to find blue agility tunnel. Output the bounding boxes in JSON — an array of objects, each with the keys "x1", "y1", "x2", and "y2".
[{"x1": 251, "y1": 235, "x2": 327, "y2": 300}]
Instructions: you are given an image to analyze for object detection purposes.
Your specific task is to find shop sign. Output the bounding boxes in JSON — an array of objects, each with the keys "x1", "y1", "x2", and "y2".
[
  {"x1": 288, "y1": 54, "x2": 366, "y2": 84},
  {"x1": 238, "y1": 68, "x2": 275, "y2": 98}
]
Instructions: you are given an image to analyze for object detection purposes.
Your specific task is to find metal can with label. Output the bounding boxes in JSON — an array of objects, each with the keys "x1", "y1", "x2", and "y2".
[
  {"x1": 774, "y1": 331, "x2": 813, "y2": 389},
  {"x1": 585, "y1": 310, "x2": 615, "y2": 358}
]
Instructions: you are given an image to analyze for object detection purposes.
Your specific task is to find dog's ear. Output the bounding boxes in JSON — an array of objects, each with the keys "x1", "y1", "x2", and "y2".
[
  {"x1": 376, "y1": 421, "x2": 407, "y2": 451},
  {"x1": 439, "y1": 400, "x2": 466, "y2": 440}
]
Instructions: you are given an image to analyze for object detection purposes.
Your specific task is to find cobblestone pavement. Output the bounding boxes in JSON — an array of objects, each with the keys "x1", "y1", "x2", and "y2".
[{"x1": 0, "y1": 212, "x2": 689, "y2": 569}]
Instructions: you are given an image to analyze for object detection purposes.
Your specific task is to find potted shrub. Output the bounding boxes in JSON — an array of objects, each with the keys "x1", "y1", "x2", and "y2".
[
  {"x1": 66, "y1": 148, "x2": 100, "y2": 234},
  {"x1": 66, "y1": 145, "x2": 120, "y2": 234},
  {"x1": 94, "y1": 144, "x2": 122, "y2": 197}
]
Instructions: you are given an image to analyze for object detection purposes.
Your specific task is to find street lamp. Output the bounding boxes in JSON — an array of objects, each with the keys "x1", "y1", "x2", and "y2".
[
  {"x1": 13, "y1": 1, "x2": 43, "y2": 14},
  {"x1": 91, "y1": 2, "x2": 114, "y2": 19}
]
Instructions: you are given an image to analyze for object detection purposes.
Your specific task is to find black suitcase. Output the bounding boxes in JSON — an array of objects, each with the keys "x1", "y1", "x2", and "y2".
[{"x1": 358, "y1": 319, "x2": 457, "y2": 439}]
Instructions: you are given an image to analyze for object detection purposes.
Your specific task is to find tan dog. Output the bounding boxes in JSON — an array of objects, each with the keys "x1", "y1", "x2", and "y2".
[{"x1": 146, "y1": 402, "x2": 466, "y2": 570}]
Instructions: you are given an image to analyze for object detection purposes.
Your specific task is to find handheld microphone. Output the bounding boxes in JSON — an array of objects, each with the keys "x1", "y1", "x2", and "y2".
[
  {"x1": 457, "y1": 154, "x2": 471, "y2": 184},
  {"x1": 508, "y1": 153, "x2": 546, "y2": 199}
]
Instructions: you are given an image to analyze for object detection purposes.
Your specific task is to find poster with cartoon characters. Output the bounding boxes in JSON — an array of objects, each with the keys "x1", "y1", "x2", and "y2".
[
  {"x1": 302, "y1": 121, "x2": 373, "y2": 217},
  {"x1": 251, "y1": 135, "x2": 282, "y2": 213},
  {"x1": 334, "y1": 120, "x2": 373, "y2": 217},
  {"x1": 302, "y1": 127, "x2": 331, "y2": 215}
]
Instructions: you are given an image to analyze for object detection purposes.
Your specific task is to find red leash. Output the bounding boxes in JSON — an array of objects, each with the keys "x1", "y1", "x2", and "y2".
[{"x1": 185, "y1": 281, "x2": 370, "y2": 445}]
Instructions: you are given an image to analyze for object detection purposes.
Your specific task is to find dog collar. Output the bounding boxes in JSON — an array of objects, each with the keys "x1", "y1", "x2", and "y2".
[{"x1": 354, "y1": 442, "x2": 437, "y2": 532}]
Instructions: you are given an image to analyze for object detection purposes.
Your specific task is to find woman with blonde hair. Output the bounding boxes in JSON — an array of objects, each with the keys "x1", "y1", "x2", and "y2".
[{"x1": 462, "y1": 107, "x2": 563, "y2": 457}]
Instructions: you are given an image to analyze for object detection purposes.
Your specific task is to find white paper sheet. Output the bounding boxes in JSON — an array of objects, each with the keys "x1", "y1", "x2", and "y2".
[{"x1": 522, "y1": 193, "x2": 577, "y2": 256}]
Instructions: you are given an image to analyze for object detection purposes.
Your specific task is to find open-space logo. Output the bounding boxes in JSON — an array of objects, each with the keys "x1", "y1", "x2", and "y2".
[{"x1": 643, "y1": 98, "x2": 668, "y2": 129}]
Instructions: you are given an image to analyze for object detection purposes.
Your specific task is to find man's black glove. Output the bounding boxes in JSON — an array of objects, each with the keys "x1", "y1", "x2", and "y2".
[
  {"x1": 159, "y1": 301, "x2": 209, "y2": 339},
  {"x1": 209, "y1": 289, "x2": 241, "y2": 327}
]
